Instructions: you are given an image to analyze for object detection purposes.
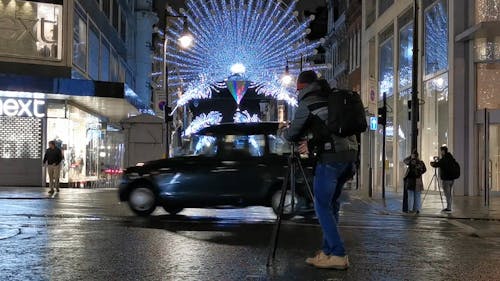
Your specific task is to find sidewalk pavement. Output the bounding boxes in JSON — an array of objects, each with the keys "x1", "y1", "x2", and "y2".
[{"x1": 364, "y1": 191, "x2": 500, "y2": 221}]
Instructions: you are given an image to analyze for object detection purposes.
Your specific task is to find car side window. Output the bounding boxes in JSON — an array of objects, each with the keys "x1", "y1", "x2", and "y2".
[
  {"x1": 191, "y1": 136, "x2": 217, "y2": 156},
  {"x1": 222, "y1": 135, "x2": 265, "y2": 157},
  {"x1": 268, "y1": 134, "x2": 291, "y2": 155}
]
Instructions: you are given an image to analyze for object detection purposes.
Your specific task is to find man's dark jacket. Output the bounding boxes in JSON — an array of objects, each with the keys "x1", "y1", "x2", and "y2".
[
  {"x1": 43, "y1": 148, "x2": 63, "y2": 165},
  {"x1": 284, "y1": 80, "x2": 358, "y2": 163},
  {"x1": 431, "y1": 152, "x2": 455, "y2": 181}
]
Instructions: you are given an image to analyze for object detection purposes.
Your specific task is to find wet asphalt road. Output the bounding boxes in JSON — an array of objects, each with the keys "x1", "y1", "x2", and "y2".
[{"x1": 1, "y1": 189, "x2": 500, "y2": 281}]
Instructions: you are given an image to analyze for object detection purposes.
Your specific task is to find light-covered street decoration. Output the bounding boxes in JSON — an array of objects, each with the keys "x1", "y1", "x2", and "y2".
[
  {"x1": 233, "y1": 110, "x2": 260, "y2": 123},
  {"x1": 183, "y1": 111, "x2": 223, "y2": 136},
  {"x1": 164, "y1": 0, "x2": 324, "y2": 111},
  {"x1": 226, "y1": 80, "x2": 250, "y2": 107}
]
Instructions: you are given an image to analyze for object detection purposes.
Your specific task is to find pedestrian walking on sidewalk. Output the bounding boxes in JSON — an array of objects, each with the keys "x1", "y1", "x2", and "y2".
[
  {"x1": 43, "y1": 141, "x2": 63, "y2": 195},
  {"x1": 431, "y1": 146, "x2": 460, "y2": 212},
  {"x1": 404, "y1": 151, "x2": 427, "y2": 214}
]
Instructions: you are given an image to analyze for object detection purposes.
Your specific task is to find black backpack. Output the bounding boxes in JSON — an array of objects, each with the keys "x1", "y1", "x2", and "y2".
[
  {"x1": 328, "y1": 89, "x2": 368, "y2": 137},
  {"x1": 448, "y1": 157, "x2": 460, "y2": 180}
]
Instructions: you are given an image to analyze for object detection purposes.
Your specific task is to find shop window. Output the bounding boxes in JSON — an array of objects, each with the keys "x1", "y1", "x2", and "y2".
[
  {"x1": 399, "y1": 23, "x2": 413, "y2": 89},
  {"x1": 476, "y1": 0, "x2": 500, "y2": 23},
  {"x1": 421, "y1": 73, "x2": 449, "y2": 188},
  {"x1": 88, "y1": 24, "x2": 100, "y2": 80},
  {"x1": 100, "y1": 40, "x2": 110, "y2": 81},
  {"x1": 46, "y1": 105, "x2": 102, "y2": 184},
  {"x1": 477, "y1": 63, "x2": 500, "y2": 109},
  {"x1": 73, "y1": 8, "x2": 87, "y2": 71},
  {"x1": 378, "y1": 32, "x2": 395, "y2": 190},
  {"x1": 424, "y1": 0, "x2": 448, "y2": 76},
  {"x1": 379, "y1": 36, "x2": 394, "y2": 98},
  {"x1": 378, "y1": 0, "x2": 394, "y2": 16}
]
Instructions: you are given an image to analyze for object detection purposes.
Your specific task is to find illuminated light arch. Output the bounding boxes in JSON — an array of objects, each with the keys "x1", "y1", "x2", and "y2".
[{"x1": 163, "y1": 0, "x2": 325, "y2": 111}]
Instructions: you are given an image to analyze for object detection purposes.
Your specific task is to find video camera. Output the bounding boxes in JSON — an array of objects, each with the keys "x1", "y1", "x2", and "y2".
[{"x1": 430, "y1": 156, "x2": 440, "y2": 168}]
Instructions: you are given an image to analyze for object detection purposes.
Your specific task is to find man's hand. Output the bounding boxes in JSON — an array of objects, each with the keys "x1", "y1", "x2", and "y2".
[
  {"x1": 278, "y1": 121, "x2": 290, "y2": 129},
  {"x1": 298, "y1": 140, "x2": 309, "y2": 155}
]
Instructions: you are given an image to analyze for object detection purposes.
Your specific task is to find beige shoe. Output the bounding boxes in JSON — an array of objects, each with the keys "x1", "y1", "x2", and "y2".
[
  {"x1": 305, "y1": 251, "x2": 328, "y2": 265},
  {"x1": 313, "y1": 255, "x2": 349, "y2": 270}
]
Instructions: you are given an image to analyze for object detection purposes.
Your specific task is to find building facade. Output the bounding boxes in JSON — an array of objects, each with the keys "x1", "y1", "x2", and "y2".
[
  {"x1": 0, "y1": 0, "x2": 156, "y2": 186},
  {"x1": 324, "y1": 0, "x2": 362, "y2": 91},
  {"x1": 360, "y1": 0, "x2": 500, "y2": 198}
]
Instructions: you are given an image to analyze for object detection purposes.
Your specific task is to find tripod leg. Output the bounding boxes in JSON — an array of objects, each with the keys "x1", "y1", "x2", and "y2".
[
  {"x1": 438, "y1": 179, "x2": 444, "y2": 209},
  {"x1": 267, "y1": 169, "x2": 290, "y2": 267},
  {"x1": 422, "y1": 174, "x2": 435, "y2": 205},
  {"x1": 297, "y1": 159, "x2": 314, "y2": 201}
]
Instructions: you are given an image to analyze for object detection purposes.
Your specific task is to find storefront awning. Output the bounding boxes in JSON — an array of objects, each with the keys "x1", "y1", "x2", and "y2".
[
  {"x1": 455, "y1": 22, "x2": 500, "y2": 42},
  {"x1": 0, "y1": 74, "x2": 153, "y2": 121}
]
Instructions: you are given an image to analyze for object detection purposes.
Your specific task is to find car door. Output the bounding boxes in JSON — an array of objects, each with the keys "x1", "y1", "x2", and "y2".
[{"x1": 214, "y1": 135, "x2": 268, "y2": 204}]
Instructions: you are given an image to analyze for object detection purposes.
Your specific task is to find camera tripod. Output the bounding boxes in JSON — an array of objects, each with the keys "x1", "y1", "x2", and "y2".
[
  {"x1": 266, "y1": 144, "x2": 314, "y2": 267},
  {"x1": 421, "y1": 168, "x2": 444, "y2": 209}
]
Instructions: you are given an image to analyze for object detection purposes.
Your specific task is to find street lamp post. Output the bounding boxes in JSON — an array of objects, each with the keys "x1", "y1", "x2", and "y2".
[{"x1": 163, "y1": 11, "x2": 193, "y2": 158}]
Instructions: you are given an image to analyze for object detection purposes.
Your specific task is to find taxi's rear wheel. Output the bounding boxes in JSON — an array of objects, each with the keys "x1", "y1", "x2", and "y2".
[
  {"x1": 163, "y1": 206, "x2": 184, "y2": 215},
  {"x1": 271, "y1": 190, "x2": 304, "y2": 220},
  {"x1": 128, "y1": 186, "x2": 156, "y2": 216}
]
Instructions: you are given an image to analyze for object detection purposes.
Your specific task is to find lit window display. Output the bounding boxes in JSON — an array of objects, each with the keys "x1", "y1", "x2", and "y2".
[
  {"x1": 378, "y1": 34, "x2": 394, "y2": 189},
  {"x1": 397, "y1": 22, "x2": 413, "y2": 188},
  {"x1": 379, "y1": 38, "x2": 394, "y2": 98},
  {"x1": 424, "y1": 0, "x2": 448, "y2": 76},
  {"x1": 475, "y1": 0, "x2": 500, "y2": 23},
  {"x1": 477, "y1": 63, "x2": 500, "y2": 109},
  {"x1": 421, "y1": 73, "x2": 449, "y2": 188},
  {"x1": 46, "y1": 104, "x2": 101, "y2": 184}
]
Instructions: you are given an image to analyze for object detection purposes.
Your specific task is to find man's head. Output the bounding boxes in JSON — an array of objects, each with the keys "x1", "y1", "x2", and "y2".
[
  {"x1": 440, "y1": 145, "x2": 448, "y2": 157},
  {"x1": 297, "y1": 70, "x2": 318, "y2": 91},
  {"x1": 49, "y1": 141, "x2": 55, "y2": 149}
]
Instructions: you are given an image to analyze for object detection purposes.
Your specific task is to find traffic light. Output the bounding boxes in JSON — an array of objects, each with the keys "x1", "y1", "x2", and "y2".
[{"x1": 378, "y1": 106, "x2": 387, "y2": 126}]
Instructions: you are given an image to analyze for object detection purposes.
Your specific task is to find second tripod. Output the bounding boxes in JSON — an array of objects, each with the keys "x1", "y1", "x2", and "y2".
[
  {"x1": 266, "y1": 145, "x2": 313, "y2": 267},
  {"x1": 421, "y1": 167, "x2": 444, "y2": 208}
]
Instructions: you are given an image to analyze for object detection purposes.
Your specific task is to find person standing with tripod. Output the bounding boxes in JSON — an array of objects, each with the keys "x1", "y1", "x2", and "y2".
[
  {"x1": 431, "y1": 146, "x2": 460, "y2": 212},
  {"x1": 403, "y1": 150, "x2": 427, "y2": 214},
  {"x1": 283, "y1": 71, "x2": 362, "y2": 270}
]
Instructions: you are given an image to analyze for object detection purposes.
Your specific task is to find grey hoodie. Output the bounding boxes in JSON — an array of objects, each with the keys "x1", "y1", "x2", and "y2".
[{"x1": 284, "y1": 80, "x2": 358, "y2": 163}]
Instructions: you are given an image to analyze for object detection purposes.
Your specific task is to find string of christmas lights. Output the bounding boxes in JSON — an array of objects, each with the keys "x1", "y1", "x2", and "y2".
[{"x1": 163, "y1": 0, "x2": 324, "y2": 109}]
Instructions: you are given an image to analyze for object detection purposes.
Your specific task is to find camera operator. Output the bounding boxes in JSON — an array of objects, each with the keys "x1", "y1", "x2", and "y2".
[
  {"x1": 284, "y1": 71, "x2": 358, "y2": 270},
  {"x1": 430, "y1": 146, "x2": 459, "y2": 212}
]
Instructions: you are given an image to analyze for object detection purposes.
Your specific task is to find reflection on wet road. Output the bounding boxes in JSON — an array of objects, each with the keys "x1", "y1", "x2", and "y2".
[{"x1": 1, "y1": 188, "x2": 500, "y2": 280}]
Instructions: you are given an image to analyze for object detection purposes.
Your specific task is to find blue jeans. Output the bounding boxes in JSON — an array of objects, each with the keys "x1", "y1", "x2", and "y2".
[
  {"x1": 408, "y1": 190, "x2": 421, "y2": 212},
  {"x1": 314, "y1": 162, "x2": 354, "y2": 257}
]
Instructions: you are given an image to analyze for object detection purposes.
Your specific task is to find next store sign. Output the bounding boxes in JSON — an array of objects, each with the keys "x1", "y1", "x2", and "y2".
[{"x1": 0, "y1": 98, "x2": 46, "y2": 118}]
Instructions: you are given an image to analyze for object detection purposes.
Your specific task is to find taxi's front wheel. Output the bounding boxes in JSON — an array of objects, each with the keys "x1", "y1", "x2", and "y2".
[{"x1": 128, "y1": 186, "x2": 157, "y2": 216}]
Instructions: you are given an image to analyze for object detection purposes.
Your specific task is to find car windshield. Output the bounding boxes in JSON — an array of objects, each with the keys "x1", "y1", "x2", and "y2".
[{"x1": 221, "y1": 135, "x2": 265, "y2": 157}]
